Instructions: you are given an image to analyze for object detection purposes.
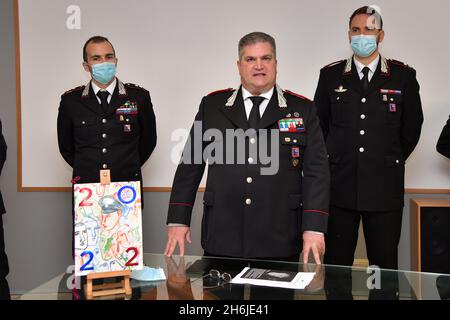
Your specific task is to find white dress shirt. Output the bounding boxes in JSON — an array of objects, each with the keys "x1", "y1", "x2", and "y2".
[
  {"x1": 354, "y1": 54, "x2": 380, "y2": 82},
  {"x1": 241, "y1": 86, "x2": 274, "y2": 119},
  {"x1": 91, "y1": 78, "x2": 117, "y2": 104}
]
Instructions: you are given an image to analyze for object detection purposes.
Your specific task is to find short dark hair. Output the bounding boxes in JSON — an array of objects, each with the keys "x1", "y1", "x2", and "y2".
[
  {"x1": 349, "y1": 6, "x2": 383, "y2": 30},
  {"x1": 82, "y1": 36, "x2": 116, "y2": 62},
  {"x1": 238, "y1": 32, "x2": 276, "y2": 59}
]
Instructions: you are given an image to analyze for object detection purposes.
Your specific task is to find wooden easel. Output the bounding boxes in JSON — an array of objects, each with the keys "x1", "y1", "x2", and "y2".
[
  {"x1": 84, "y1": 170, "x2": 132, "y2": 300},
  {"x1": 85, "y1": 270, "x2": 132, "y2": 300}
]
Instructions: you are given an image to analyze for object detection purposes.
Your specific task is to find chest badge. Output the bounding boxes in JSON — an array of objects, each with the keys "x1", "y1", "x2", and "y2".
[
  {"x1": 278, "y1": 118, "x2": 305, "y2": 132},
  {"x1": 116, "y1": 100, "x2": 139, "y2": 115},
  {"x1": 380, "y1": 89, "x2": 402, "y2": 95},
  {"x1": 334, "y1": 85, "x2": 348, "y2": 93},
  {"x1": 389, "y1": 104, "x2": 397, "y2": 112},
  {"x1": 123, "y1": 124, "x2": 132, "y2": 132}
]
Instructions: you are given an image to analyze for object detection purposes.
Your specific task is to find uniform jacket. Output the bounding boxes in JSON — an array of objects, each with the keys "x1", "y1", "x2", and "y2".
[
  {"x1": 0, "y1": 120, "x2": 6, "y2": 214},
  {"x1": 57, "y1": 79, "x2": 157, "y2": 185},
  {"x1": 437, "y1": 115, "x2": 450, "y2": 159},
  {"x1": 167, "y1": 85, "x2": 330, "y2": 258},
  {"x1": 314, "y1": 56, "x2": 423, "y2": 211}
]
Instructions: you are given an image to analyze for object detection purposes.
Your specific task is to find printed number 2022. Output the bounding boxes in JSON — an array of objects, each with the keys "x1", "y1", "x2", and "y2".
[{"x1": 80, "y1": 247, "x2": 139, "y2": 271}]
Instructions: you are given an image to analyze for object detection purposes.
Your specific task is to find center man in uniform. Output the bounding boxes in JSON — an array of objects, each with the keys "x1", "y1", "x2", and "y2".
[{"x1": 165, "y1": 32, "x2": 330, "y2": 264}]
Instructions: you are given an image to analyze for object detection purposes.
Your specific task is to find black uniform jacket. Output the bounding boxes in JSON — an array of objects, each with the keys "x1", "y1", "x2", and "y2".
[
  {"x1": 437, "y1": 115, "x2": 450, "y2": 159},
  {"x1": 57, "y1": 79, "x2": 157, "y2": 185},
  {"x1": 0, "y1": 120, "x2": 6, "y2": 214},
  {"x1": 167, "y1": 85, "x2": 330, "y2": 258},
  {"x1": 314, "y1": 56, "x2": 423, "y2": 211}
]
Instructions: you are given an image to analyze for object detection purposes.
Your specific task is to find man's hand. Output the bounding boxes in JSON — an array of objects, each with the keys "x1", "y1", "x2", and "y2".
[
  {"x1": 302, "y1": 232, "x2": 325, "y2": 264},
  {"x1": 165, "y1": 255, "x2": 192, "y2": 284},
  {"x1": 303, "y1": 262, "x2": 325, "y2": 292},
  {"x1": 164, "y1": 226, "x2": 191, "y2": 256}
]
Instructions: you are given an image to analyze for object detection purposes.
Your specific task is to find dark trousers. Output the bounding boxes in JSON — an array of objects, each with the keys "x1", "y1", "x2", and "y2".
[
  {"x1": 204, "y1": 251, "x2": 300, "y2": 300},
  {"x1": 324, "y1": 206, "x2": 402, "y2": 300},
  {"x1": 0, "y1": 215, "x2": 10, "y2": 300}
]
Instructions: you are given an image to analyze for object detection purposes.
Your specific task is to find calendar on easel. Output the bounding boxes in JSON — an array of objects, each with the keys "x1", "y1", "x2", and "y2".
[{"x1": 73, "y1": 171, "x2": 143, "y2": 298}]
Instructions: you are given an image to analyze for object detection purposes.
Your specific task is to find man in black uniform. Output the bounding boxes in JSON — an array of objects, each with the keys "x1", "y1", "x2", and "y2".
[
  {"x1": 435, "y1": 116, "x2": 450, "y2": 300},
  {"x1": 437, "y1": 115, "x2": 450, "y2": 159},
  {"x1": 314, "y1": 6, "x2": 423, "y2": 298},
  {"x1": 57, "y1": 36, "x2": 157, "y2": 187},
  {"x1": 0, "y1": 119, "x2": 10, "y2": 300},
  {"x1": 165, "y1": 32, "x2": 330, "y2": 265},
  {"x1": 57, "y1": 36, "x2": 157, "y2": 297}
]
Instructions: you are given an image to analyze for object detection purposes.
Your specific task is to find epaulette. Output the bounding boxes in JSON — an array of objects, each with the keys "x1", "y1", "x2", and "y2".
[
  {"x1": 284, "y1": 90, "x2": 311, "y2": 102},
  {"x1": 388, "y1": 59, "x2": 414, "y2": 70},
  {"x1": 207, "y1": 88, "x2": 234, "y2": 96},
  {"x1": 63, "y1": 85, "x2": 84, "y2": 95},
  {"x1": 322, "y1": 59, "x2": 346, "y2": 70},
  {"x1": 125, "y1": 83, "x2": 148, "y2": 91}
]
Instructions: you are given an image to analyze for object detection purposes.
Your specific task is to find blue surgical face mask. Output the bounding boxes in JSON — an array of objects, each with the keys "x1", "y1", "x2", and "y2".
[
  {"x1": 91, "y1": 62, "x2": 116, "y2": 84},
  {"x1": 351, "y1": 35, "x2": 378, "y2": 58},
  {"x1": 131, "y1": 266, "x2": 166, "y2": 282}
]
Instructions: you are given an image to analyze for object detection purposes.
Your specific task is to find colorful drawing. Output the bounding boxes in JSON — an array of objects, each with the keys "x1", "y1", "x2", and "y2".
[{"x1": 73, "y1": 181, "x2": 143, "y2": 276}]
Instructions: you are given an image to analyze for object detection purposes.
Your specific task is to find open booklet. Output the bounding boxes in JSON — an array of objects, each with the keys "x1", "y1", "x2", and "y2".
[{"x1": 231, "y1": 267, "x2": 315, "y2": 289}]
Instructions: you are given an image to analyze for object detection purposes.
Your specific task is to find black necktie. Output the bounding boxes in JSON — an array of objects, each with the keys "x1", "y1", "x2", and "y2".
[
  {"x1": 248, "y1": 96, "x2": 265, "y2": 129},
  {"x1": 361, "y1": 66, "x2": 370, "y2": 91},
  {"x1": 97, "y1": 90, "x2": 110, "y2": 114}
]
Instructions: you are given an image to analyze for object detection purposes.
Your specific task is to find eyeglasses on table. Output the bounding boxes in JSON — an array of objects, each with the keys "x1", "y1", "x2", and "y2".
[{"x1": 191, "y1": 269, "x2": 232, "y2": 289}]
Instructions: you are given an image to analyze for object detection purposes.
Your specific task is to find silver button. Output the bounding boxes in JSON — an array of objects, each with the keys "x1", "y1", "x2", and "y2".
[
  {"x1": 360, "y1": 130, "x2": 365, "y2": 135},
  {"x1": 102, "y1": 133, "x2": 107, "y2": 139},
  {"x1": 336, "y1": 96, "x2": 340, "y2": 101},
  {"x1": 102, "y1": 118, "x2": 107, "y2": 124},
  {"x1": 102, "y1": 148, "x2": 107, "y2": 153},
  {"x1": 361, "y1": 98, "x2": 366, "y2": 103},
  {"x1": 82, "y1": 121, "x2": 86, "y2": 125},
  {"x1": 246, "y1": 177, "x2": 253, "y2": 184},
  {"x1": 245, "y1": 198, "x2": 252, "y2": 205},
  {"x1": 250, "y1": 138, "x2": 256, "y2": 144},
  {"x1": 396, "y1": 160, "x2": 400, "y2": 164},
  {"x1": 390, "y1": 98, "x2": 394, "y2": 102},
  {"x1": 102, "y1": 164, "x2": 107, "y2": 169},
  {"x1": 248, "y1": 157, "x2": 254, "y2": 164},
  {"x1": 360, "y1": 114, "x2": 366, "y2": 120},
  {"x1": 359, "y1": 147, "x2": 365, "y2": 153},
  {"x1": 126, "y1": 118, "x2": 130, "y2": 122}
]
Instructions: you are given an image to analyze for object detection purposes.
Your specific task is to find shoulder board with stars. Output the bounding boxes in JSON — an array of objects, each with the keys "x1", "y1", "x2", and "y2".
[
  {"x1": 207, "y1": 88, "x2": 234, "y2": 96},
  {"x1": 284, "y1": 90, "x2": 311, "y2": 102},
  {"x1": 322, "y1": 59, "x2": 346, "y2": 70},
  {"x1": 62, "y1": 85, "x2": 85, "y2": 95},
  {"x1": 124, "y1": 83, "x2": 148, "y2": 91},
  {"x1": 388, "y1": 59, "x2": 414, "y2": 70}
]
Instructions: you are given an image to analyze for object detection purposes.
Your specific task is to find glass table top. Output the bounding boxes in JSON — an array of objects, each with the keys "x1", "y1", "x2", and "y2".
[{"x1": 17, "y1": 253, "x2": 450, "y2": 300}]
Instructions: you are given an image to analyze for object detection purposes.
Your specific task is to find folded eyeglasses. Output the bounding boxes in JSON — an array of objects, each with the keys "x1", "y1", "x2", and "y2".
[{"x1": 192, "y1": 269, "x2": 232, "y2": 289}]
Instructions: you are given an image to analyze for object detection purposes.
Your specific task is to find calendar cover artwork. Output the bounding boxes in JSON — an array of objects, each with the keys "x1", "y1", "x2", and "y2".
[{"x1": 73, "y1": 181, "x2": 143, "y2": 276}]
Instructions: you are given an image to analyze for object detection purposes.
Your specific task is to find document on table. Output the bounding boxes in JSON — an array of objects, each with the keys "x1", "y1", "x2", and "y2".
[{"x1": 231, "y1": 267, "x2": 315, "y2": 289}]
